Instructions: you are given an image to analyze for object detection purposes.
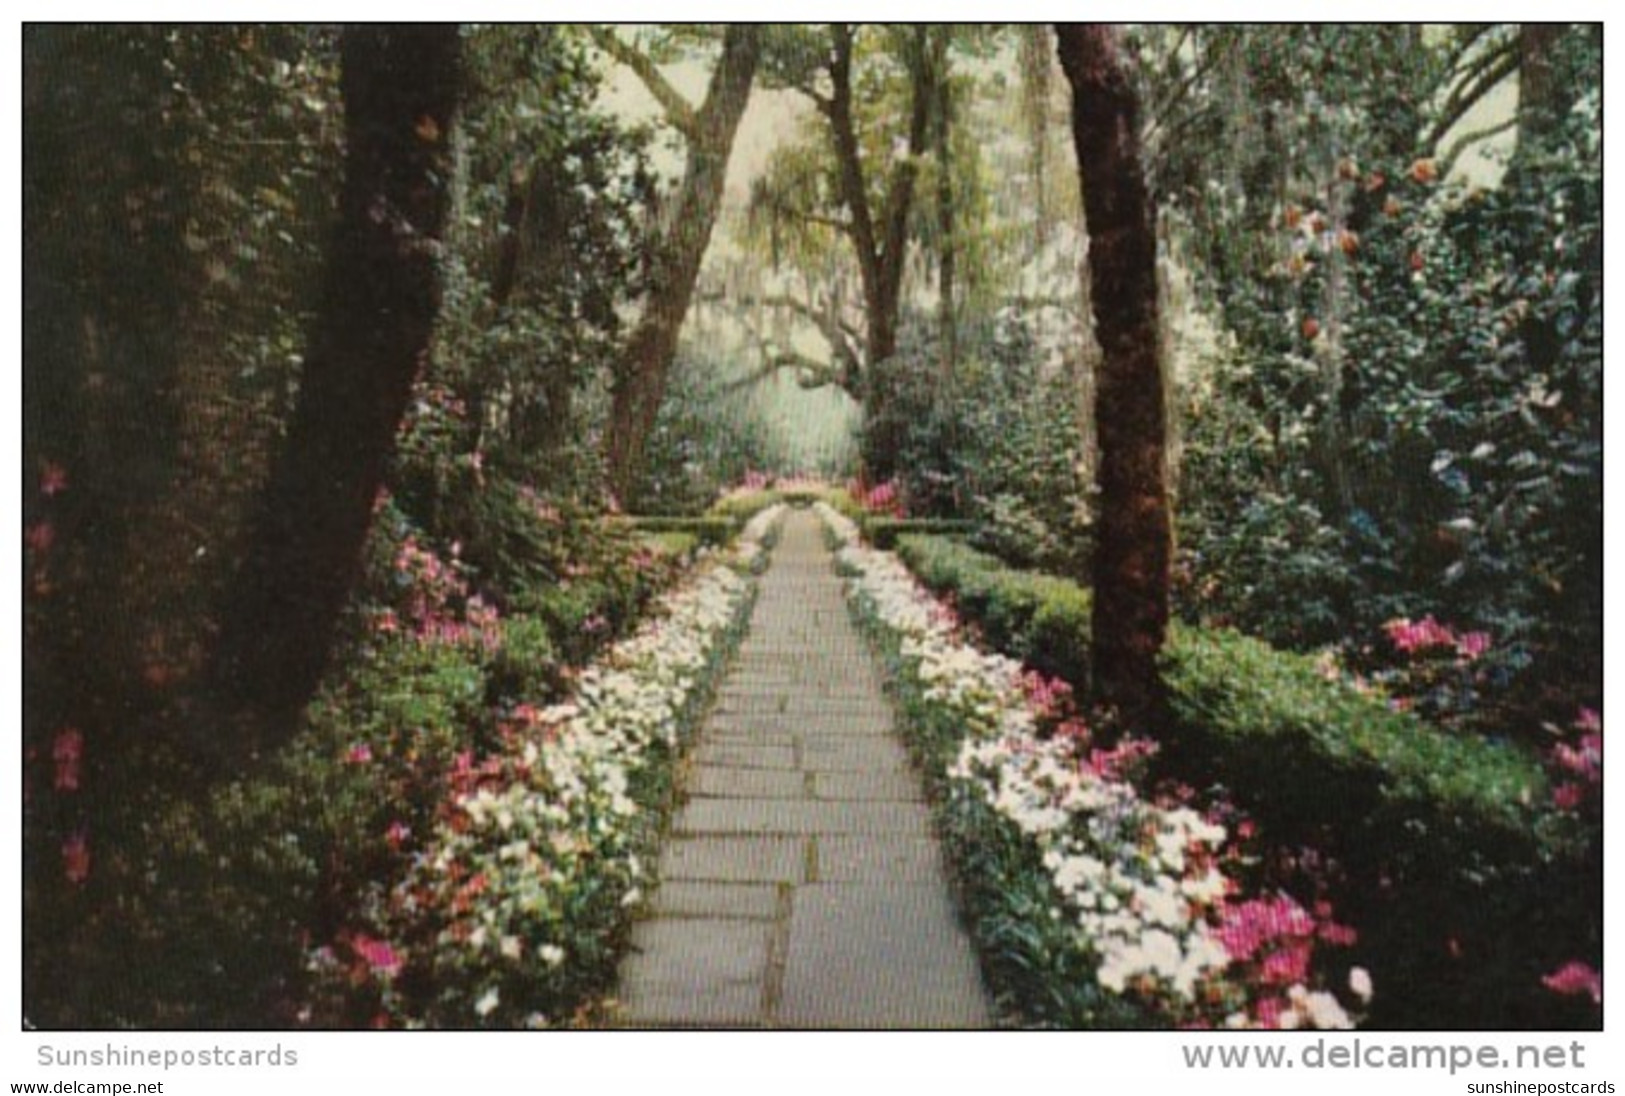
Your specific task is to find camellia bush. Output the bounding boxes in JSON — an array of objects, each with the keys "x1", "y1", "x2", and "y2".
[{"x1": 818, "y1": 503, "x2": 1368, "y2": 1030}]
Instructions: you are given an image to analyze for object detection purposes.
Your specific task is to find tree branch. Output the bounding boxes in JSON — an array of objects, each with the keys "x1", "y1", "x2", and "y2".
[
  {"x1": 589, "y1": 27, "x2": 700, "y2": 140},
  {"x1": 1146, "y1": 32, "x2": 1234, "y2": 150},
  {"x1": 1438, "y1": 114, "x2": 1518, "y2": 179},
  {"x1": 1424, "y1": 36, "x2": 1519, "y2": 151}
]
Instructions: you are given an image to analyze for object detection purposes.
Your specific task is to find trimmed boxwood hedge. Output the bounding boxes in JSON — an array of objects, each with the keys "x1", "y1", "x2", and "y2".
[
  {"x1": 861, "y1": 517, "x2": 977, "y2": 551},
  {"x1": 889, "y1": 533, "x2": 1596, "y2": 1028},
  {"x1": 896, "y1": 534, "x2": 1092, "y2": 692},
  {"x1": 619, "y1": 515, "x2": 735, "y2": 547}
]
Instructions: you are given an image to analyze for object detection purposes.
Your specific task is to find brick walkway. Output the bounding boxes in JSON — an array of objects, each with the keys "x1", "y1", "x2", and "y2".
[{"x1": 616, "y1": 508, "x2": 991, "y2": 1028}]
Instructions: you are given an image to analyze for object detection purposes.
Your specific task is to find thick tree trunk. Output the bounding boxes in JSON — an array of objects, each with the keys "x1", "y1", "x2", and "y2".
[
  {"x1": 604, "y1": 26, "x2": 759, "y2": 506},
  {"x1": 1056, "y1": 24, "x2": 1172, "y2": 727},
  {"x1": 207, "y1": 26, "x2": 462, "y2": 762}
]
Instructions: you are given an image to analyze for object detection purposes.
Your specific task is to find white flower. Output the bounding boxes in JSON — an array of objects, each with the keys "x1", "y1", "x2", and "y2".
[
  {"x1": 500, "y1": 935, "x2": 522, "y2": 960},
  {"x1": 539, "y1": 944, "x2": 565, "y2": 967},
  {"x1": 475, "y1": 988, "x2": 501, "y2": 1017},
  {"x1": 1349, "y1": 966, "x2": 1374, "y2": 1003}
]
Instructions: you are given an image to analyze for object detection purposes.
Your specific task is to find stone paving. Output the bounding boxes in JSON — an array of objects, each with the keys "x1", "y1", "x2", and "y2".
[{"x1": 616, "y1": 508, "x2": 992, "y2": 1028}]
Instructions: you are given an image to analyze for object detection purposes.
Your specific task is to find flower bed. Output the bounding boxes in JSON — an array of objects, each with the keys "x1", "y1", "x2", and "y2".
[
  {"x1": 818, "y1": 502, "x2": 1366, "y2": 1030},
  {"x1": 318, "y1": 504, "x2": 787, "y2": 1027}
]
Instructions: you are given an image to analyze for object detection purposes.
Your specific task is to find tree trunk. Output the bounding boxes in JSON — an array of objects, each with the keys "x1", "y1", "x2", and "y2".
[
  {"x1": 604, "y1": 25, "x2": 759, "y2": 506},
  {"x1": 826, "y1": 24, "x2": 934, "y2": 482},
  {"x1": 207, "y1": 25, "x2": 462, "y2": 763},
  {"x1": 1056, "y1": 24, "x2": 1172, "y2": 728},
  {"x1": 933, "y1": 28, "x2": 957, "y2": 379}
]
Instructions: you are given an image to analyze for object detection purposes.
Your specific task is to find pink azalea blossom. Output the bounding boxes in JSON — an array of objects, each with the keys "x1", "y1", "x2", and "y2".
[
  {"x1": 1552, "y1": 782, "x2": 1585, "y2": 810},
  {"x1": 52, "y1": 728, "x2": 83, "y2": 792},
  {"x1": 26, "y1": 522, "x2": 56, "y2": 555},
  {"x1": 1260, "y1": 942, "x2": 1312, "y2": 986},
  {"x1": 346, "y1": 743, "x2": 373, "y2": 764},
  {"x1": 62, "y1": 833, "x2": 90, "y2": 884},
  {"x1": 1384, "y1": 615, "x2": 1456, "y2": 654},
  {"x1": 1542, "y1": 961, "x2": 1601, "y2": 1004},
  {"x1": 40, "y1": 461, "x2": 69, "y2": 497},
  {"x1": 385, "y1": 821, "x2": 411, "y2": 849},
  {"x1": 1575, "y1": 708, "x2": 1601, "y2": 734},
  {"x1": 1454, "y1": 631, "x2": 1492, "y2": 660},
  {"x1": 352, "y1": 935, "x2": 403, "y2": 977}
]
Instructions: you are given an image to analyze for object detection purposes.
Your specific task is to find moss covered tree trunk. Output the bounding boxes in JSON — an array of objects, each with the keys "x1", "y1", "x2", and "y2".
[
  {"x1": 208, "y1": 26, "x2": 462, "y2": 762},
  {"x1": 1056, "y1": 24, "x2": 1171, "y2": 727}
]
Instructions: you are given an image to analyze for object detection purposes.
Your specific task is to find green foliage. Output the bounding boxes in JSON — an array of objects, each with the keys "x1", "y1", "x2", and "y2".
[
  {"x1": 863, "y1": 313, "x2": 1092, "y2": 575},
  {"x1": 627, "y1": 348, "x2": 780, "y2": 514},
  {"x1": 896, "y1": 535, "x2": 1092, "y2": 693},
  {"x1": 861, "y1": 517, "x2": 975, "y2": 551},
  {"x1": 1163, "y1": 626, "x2": 1592, "y2": 1028},
  {"x1": 1162, "y1": 26, "x2": 1601, "y2": 741},
  {"x1": 895, "y1": 530, "x2": 1594, "y2": 1027},
  {"x1": 618, "y1": 516, "x2": 736, "y2": 547}
]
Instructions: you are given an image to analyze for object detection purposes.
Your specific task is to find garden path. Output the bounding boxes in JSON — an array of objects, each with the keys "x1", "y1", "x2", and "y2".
[{"x1": 616, "y1": 508, "x2": 991, "y2": 1028}]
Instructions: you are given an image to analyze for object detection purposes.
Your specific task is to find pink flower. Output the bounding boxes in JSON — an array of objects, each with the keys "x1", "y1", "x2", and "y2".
[
  {"x1": 1384, "y1": 615, "x2": 1456, "y2": 654},
  {"x1": 40, "y1": 461, "x2": 69, "y2": 497},
  {"x1": 1454, "y1": 631, "x2": 1492, "y2": 660},
  {"x1": 26, "y1": 522, "x2": 56, "y2": 555},
  {"x1": 1542, "y1": 961, "x2": 1601, "y2": 1004},
  {"x1": 52, "y1": 728, "x2": 83, "y2": 792},
  {"x1": 1552, "y1": 782, "x2": 1585, "y2": 810},
  {"x1": 346, "y1": 743, "x2": 373, "y2": 764},
  {"x1": 385, "y1": 821, "x2": 411, "y2": 849},
  {"x1": 62, "y1": 833, "x2": 90, "y2": 884},
  {"x1": 1254, "y1": 996, "x2": 1287, "y2": 1028},
  {"x1": 1260, "y1": 943, "x2": 1312, "y2": 986},
  {"x1": 352, "y1": 935, "x2": 403, "y2": 977},
  {"x1": 1576, "y1": 708, "x2": 1601, "y2": 734}
]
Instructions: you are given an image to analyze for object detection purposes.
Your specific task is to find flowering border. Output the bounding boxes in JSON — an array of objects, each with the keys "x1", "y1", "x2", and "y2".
[
  {"x1": 817, "y1": 502, "x2": 1365, "y2": 1030},
  {"x1": 328, "y1": 505, "x2": 787, "y2": 1027}
]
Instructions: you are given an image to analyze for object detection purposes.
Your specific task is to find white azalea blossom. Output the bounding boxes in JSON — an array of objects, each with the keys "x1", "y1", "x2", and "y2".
[{"x1": 377, "y1": 506, "x2": 786, "y2": 1026}]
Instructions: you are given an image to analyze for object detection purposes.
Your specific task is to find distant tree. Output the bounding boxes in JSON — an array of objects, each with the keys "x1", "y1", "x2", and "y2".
[{"x1": 596, "y1": 25, "x2": 760, "y2": 505}]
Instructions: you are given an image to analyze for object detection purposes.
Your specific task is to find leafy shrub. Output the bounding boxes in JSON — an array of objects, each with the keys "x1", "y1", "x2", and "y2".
[
  {"x1": 617, "y1": 515, "x2": 735, "y2": 547},
  {"x1": 862, "y1": 517, "x2": 976, "y2": 551},
  {"x1": 890, "y1": 532, "x2": 1595, "y2": 1027},
  {"x1": 896, "y1": 535, "x2": 1092, "y2": 693}
]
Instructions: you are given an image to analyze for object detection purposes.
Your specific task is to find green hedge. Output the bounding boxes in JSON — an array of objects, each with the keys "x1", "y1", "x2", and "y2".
[
  {"x1": 619, "y1": 515, "x2": 735, "y2": 546},
  {"x1": 862, "y1": 517, "x2": 977, "y2": 550},
  {"x1": 896, "y1": 534, "x2": 1092, "y2": 691},
  {"x1": 890, "y1": 533, "x2": 1594, "y2": 1027},
  {"x1": 711, "y1": 485, "x2": 862, "y2": 521}
]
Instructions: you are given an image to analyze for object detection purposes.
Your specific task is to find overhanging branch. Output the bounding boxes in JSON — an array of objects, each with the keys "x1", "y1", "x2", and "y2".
[{"x1": 589, "y1": 27, "x2": 701, "y2": 140}]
